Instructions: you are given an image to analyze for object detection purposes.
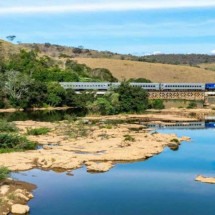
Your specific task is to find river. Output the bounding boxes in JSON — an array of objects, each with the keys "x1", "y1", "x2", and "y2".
[{"x1": 12, "y1": 127, "x2": 215, "y2": 215}]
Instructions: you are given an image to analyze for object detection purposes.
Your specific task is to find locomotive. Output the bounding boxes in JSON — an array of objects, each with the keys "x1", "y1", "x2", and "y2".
[{"x1": 60, "y1": 82, "x2": 215, "y2": 91}]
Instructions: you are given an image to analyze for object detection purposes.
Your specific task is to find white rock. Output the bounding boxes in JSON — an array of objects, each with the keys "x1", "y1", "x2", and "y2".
[
  {"x1": 15, "y1": 193, "x2": 30, "y2": 201},
  {"x1": 0, "y1": 185, "x2": 10, "y2": 195},
  {"x1": 11, "y1": 204, "x2": 30, "y2": 214}
]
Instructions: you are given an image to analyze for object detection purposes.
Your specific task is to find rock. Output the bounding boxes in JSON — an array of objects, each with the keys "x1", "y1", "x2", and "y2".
[
  {"x1": 28, "y1": 193, "x2": 34, "y2": 199},
  {"x1": 15, "y1": 193, "x2": 30, "y2": 201},
  {"x1": 195, "y1": 175, "x2": 215, "y2": 184},
  {"x1": 0, "y1": 185, "x2": 10, "y2": 195},
  {"x1": 180, "y1": 136, "x2": 191, "y2": 142},
  {"x1": 11, "y1": 204, "x2": 30, "y2": 214},
  {"x1": 85, "y1": 161, "x2": 114, "y2": 172}
]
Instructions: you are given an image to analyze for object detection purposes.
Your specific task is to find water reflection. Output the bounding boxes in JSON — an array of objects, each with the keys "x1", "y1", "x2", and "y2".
[{"x1": 0, "y1": 108, "x2": 87, "y2": 122}]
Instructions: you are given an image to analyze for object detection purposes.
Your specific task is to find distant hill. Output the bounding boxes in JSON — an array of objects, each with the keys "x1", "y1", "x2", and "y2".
[
  {"x1": 138, "y1": 54, "x2": 215, "y2": 66},
  {"x1": 19, "y1": 43, "x2": 136, "y2": 61},
  {"x1": 1, "y1": 39, "x2": 215, "y2": 83},
  {"x1": 75, "y1": 58, "x2": 215, "y2": 83}
]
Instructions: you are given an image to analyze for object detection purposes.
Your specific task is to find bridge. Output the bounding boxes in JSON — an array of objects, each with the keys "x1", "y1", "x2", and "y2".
[{"x1": 74, "y1": 90, "x2": 205, "y2": 100}]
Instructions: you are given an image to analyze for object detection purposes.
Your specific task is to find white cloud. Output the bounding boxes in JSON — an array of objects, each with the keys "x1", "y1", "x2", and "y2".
[
  {"x1": 152, "y1": 51, "x2": 162, "y2": 55},
  {"x1": 211, "y1": 50, "x2": 215, "y2": 55},
  {"x1": 1, "y1": 0, "x2": 215, "y2": 14}
]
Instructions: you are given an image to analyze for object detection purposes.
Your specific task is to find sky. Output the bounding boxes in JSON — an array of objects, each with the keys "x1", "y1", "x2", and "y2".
[{"x1": 1, "y1": 0, "x2": 215, "y2": 55}]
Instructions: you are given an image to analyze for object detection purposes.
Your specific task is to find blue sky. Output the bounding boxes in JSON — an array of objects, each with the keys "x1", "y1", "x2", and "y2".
[{"x1": 1, "y1": 0, "x2": 215, "y2": 55}]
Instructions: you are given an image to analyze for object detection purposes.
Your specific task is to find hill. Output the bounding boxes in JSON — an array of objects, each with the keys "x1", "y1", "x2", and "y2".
[
  {"x1": 0, "y1": 39, "x2": 20, "y2": 60},
  {"x1": 139, "y1": 54, "x2": 215, "y2": 66},
  {"x1": 75, "y1": 58, "x2": 215, "y2": 83},
  {"x1": 1, "y1": 39, "x2": 215, "y2": 83}
]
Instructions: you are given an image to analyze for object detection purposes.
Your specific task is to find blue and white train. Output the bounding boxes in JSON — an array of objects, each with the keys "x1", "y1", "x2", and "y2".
[{"x1": 60, "y1": 82, "x2": 215, "y2": 91}]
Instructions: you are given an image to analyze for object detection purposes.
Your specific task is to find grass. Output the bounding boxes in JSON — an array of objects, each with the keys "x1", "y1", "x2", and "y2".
[
  {"x1": 0, "y1": 120, "x2": 17, "y2": 132},
  {"x1": 187, "y1": 101, "x2": 197, "y2": 109},
  {"x1": 27, "y1": 127, "x2": 51, "y2": 136},
  {"x1": 123, "y1": 134, "x2": 135, "y2": 142},
  {"x1": 75, "y1": 58, "x2": 215, "y2": 82},
  {"x1": 64, "y1": 121, "x2": 91, "y2": 139},
  {"x1": 0, "y1": 166, "x2": 10, "y2": 180},
  {"x1": 0, "y1": 133, "x2": 37, "y2": 152}
]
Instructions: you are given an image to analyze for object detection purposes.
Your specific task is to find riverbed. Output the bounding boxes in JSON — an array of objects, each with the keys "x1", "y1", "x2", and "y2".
[{"x1": 12, "y1": 128, "x2": 215, "y2": 215}]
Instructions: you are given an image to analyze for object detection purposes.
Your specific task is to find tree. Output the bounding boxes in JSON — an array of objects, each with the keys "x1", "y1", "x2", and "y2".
[
  {"x1": 6, "y1": 35, "x2": 16, "y2": 42},
  {"x1": 73, "y1": 91, "x2": 95, "y2": 109},
  {"x1": 46, "y1": 82, "x2": 66, "y2": 107},
  {"x1": 21, "y1": 81, "x2": 48, "y2": 109},
  {"x1": 87, "y1": 97, "x2": 114, "y2": 115},
  {"x1": 64, "y1": 89, "x2": 77, "y2": 107},
  {"x1": 4, "y1": 71, "x2": 33, "y2": 107},
  {"x1": 128, "y1": 78, "x2": 151, "y2": 83},
  {"x1": 115, "y1": 82, "x2": 148, "y2": 113},
  {"x1": 90, "y1": 68, "x2": 118, "y2": 82}
]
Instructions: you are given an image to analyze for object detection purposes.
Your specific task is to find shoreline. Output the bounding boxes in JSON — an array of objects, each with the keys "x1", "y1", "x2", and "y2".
[
  {"x1": 0, "y1": 106, "x2": 72, "y2": 113},
  {"x1": 0, "y1": 179, "x2": 36, "y2": 215},
  {"x1": 0, "y1": 110, "x2": 214, "y2": 214},
  {"x1": 0, "y1": 116, "x2": 190, "y2": 214}
]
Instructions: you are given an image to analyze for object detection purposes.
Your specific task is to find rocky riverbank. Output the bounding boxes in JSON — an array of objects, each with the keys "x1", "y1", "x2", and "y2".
[
  {"x1": 0, "y1": 120, "x2": 190, "y2": 172},
  {"x1": 0, "y1": 117, "x2": 191, "y2": 213},
  {"x1": 0, "y1": 179, "x2": 36, "y2": 215}
]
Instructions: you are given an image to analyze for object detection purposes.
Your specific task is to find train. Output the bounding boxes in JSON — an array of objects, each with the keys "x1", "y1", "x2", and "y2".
[{"x1": 60, "y1": 82, "x2": 215, "y2": 91}]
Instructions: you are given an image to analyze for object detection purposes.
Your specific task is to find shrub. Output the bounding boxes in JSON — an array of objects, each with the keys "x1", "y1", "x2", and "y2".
[
  {"x1": 0, "y1": 167, "x2": 10, "y2": 180},
  {"x1": 27, "y1": 127, "x2": 51, "y2": 136},
  {"x1": 0, "y1": 120, "x2": 17, "y2": 132},
  {"x1": 115, "y1": 82, "x2": 148, "y2": 113},
  {"x1": 0, "y1": 133, "x2": 37, "y2": 152},
  {"x1": 171, "y1": 138, "x2": 180, "y2": 143},
  {"x1": 124, "y1": 134, "x2": 135, "y2": 142},
  {"x1": 148, "y1": 99, "x2": 165, "y2": 109},
  {"x1": 187, "y1": 101, "x2": 197, "y2": 109}
]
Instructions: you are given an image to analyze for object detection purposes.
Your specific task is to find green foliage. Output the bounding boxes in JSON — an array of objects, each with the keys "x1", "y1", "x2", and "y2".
[
  {"x1": 0, "y1": 133, "x2": 37, "y2": 152},
  {"x1": 123, "y1": 134, "x2": 135, "y2": 142},
  {"x1": 128, "y1": 78, "x2": 152, "y2": 83},
  {"x1": 87, "y1": 97, "x2": 114, "y2": 115},
  {"x1": 90, "y1": 68, "x2": 118, "y2": 82},
  {"x1": 64, "y1": 89, "x2": 77, "y2": 107},
  {"x1": 0, "y1": 166, "x2": 10, "y2": 180},
  {"x1": 148, "y1": 99, "x2": 165, "y2": 109},
  {"x1": 4, "y1": 70, "x2": 33, "y2": 108},
  {"x1": 0, "y1": 120, "x2": 17, "y2": 132},
  {"x1": 65, "y1": 121, "x2": 90, "y2": 139},
  {"x1": 115, "y1": 82, "x2": 149, "y2": 113},
  {"x1": 21, "y1": 81, "x2": 48, "y2": 109},
  {"x1": 73, "y1": 91, "x2": 95, "y2": 109},
  {"x1": 87, "y1": 92, "x2": 120, "y2": 115},
  {"x1": 27, "y1": 127, "x2": 51, "y2": 135},
  {"x1": 187, "y1": 101, "x2": 197, "y2": 109},
  {"x1": 46, "y1": 82, "x2": 66, "y2": 107}
]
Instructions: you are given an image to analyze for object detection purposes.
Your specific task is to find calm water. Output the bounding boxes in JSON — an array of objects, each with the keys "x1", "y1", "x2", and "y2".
[
  {"x1": 0, "y1": 108, "x2": 87, "y2": 122},
  {"x1": 12, "y1": 128, "x2": 215, "y2": 215}
]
